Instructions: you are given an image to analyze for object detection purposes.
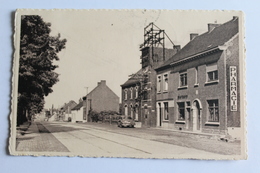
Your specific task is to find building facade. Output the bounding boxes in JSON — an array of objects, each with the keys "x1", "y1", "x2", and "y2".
[
  {"x1": 85, "y1": 80, "x2": 120, "y2": 122},
  {"x1": 121, "y1": 69, "x2": 142, "y2": 122},
  {"x1": 121, "y1": 47, "x2": 178, "y2": 127},
  {"x1": 155, "y1": 17, "x2": 240, "y2": 136},
  {"x1": 60, "y1": 100, "x2": 77, "y2": 121}
]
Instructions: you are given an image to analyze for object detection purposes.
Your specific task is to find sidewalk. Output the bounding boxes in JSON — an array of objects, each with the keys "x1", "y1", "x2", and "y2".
[{"x1": 16, "y1": 121, "x2": 69, "y2": 152}]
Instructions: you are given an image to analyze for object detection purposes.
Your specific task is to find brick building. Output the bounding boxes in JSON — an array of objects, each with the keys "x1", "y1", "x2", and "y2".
[
  {"x1": 85, "y1": 80, "x2": 120, "y2": 122},
  {"x1": 155, "y1": 17, "x2": 240, "y2": 136},
  {"x1": 121, "y1": 69, "x2": 142, "y2": 122},
  {"x1": 121, "y1": 47, "x2": 177, "y2": 127}
]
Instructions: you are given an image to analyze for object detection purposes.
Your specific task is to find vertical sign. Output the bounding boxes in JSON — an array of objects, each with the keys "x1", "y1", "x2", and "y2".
[{"x1": 230, "y1": 66, "x2": 237, "y2": 111}]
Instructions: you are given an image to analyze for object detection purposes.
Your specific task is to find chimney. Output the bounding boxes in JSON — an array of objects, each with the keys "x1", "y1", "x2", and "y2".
[
  {"x1": 208, "y1": 23, "x2": 221, "y2": 32},
  {"x1": 98, "y1": 80, "x2": 106, "y2": 86},
  {"x1": 233, "y1": 16, "x2": 238, "y2": 20},
  {"x1": 174, "y1": 45, "x2": 181, "y2": 52},
  {"x1": 190, "y1": 33, "x2": 198, "y2": 41}
]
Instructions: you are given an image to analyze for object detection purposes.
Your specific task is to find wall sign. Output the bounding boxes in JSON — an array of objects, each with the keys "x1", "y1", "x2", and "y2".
[
  {"x1": 178, "y1": 95, "x2": 188, "y2": 100},
  {"x1": 230, "y1": 66, "x2": 237, "y2": 111}
]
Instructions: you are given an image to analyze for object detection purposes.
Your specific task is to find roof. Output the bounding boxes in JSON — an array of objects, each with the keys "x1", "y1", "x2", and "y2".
[
  {"x1": 87, "y1": 80, "x2": 119, "y2": 99},
  {"x1": 157, "y1": 17, "x2": 239, "y2": 70},
  {"x1": 61, "y1": 100, "x2": 77, "y2": 110},
  {"x1": 121, "y1": 69, "x2": 143, "y2": 88},
  {"x1": 71, "y1": 101, "x2": 83, "y2": 111}
]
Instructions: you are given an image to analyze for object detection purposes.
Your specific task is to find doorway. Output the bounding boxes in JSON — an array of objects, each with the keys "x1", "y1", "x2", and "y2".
[
  {"x1": 157, "y1": 103, "x2": 162, "y2": 127},
  {"x1": 192, "y1": 100, "x2": 201, "y2": 131}
]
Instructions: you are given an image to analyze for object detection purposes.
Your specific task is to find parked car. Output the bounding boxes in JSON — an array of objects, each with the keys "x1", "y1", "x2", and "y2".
[{"x1": 117, "y1": 116, "x2": 135, "y2": 128}]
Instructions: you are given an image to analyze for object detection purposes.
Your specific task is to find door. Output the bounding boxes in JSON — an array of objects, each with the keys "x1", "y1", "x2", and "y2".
[
  {"x1": 192, "y1": 100, "x2": 201, "y2": 131},
  {"x1": 157, "y1": 103, "x2": 162, "y2": 127}
]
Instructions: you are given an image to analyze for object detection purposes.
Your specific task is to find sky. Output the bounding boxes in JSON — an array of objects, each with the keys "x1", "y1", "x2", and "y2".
[{"x1": 17, "y1": 10, "x2": 241, "y2": 109}]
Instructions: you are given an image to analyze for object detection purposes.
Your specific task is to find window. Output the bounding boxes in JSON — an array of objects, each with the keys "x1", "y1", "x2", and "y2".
[
  {"x1": 134, "y1": 104, "x2": 138, "y2": 121},
  {"x1": 143, "y1": 90, "x2": 148, "y2": 100},
  {"x1": 164, "y1": 102, "x2": 169, "y2": 120},
  {"x1": 206, "y1": 63, "x2": 218, "y2": 82},
  {"x1": 178, "y1": 102, "x2": 185, "y2": 120},
  {"x1": 207, "y1": 100, "x2": 219, "y2": 122},
  {"x1": 180, "y1": 72, "x2": 187, "y2": 87},
  {"x1": 124, "y1": 105, "x2": 128, "y2": 116},
  {"x1": 124, "y1": 89, "x2": 127, "y2": 100},
  {"x1": 130, "y1": 88, "x2": 133, "y2": 99},
  {"x1": 157, "y1": 75, "x2": 161, "y2": 93},
  {"x1": 130, "y1": 104, "x2": 133, "y2": 118},
  {"x1": 135, "y1": 86, "x2": 138, "y2": 99},
  {"x1": 163, "y1": 74, "x2": 168, "y2": 91},
  {"x1": 195, "y1": 67, "x2": 198, "y2": 85}
]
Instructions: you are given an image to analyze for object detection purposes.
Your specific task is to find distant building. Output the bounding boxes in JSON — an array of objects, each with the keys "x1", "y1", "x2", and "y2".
[
  {"x1": 71, "y1": 99, "x2": 84, "y2": 123},
  {"x1": 72, "y1": 80, "x2": 119, "y2": 122},
  {"x1": 155, "y1": 17, "x2": 240, "y2": 136},
  {"x1": 121, "y1": 69, "x2": 142, "y2": 122},
  {"x1": 60, "y1": 100, "x2": 77, "y2": 121}
]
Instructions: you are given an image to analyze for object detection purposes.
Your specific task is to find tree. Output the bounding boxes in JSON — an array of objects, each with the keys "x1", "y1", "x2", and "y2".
[{"x1": 17, "y1": 15, "x2": 67, "y2": 125}]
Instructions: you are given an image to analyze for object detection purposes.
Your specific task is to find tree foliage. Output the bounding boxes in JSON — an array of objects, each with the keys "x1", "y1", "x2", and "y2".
[{"x1": 17, "y1": 15, "x2": 67, "y2": 125}]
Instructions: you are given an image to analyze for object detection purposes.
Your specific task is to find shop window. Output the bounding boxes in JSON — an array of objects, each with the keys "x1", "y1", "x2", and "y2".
[
  {"x1": 124, "y1": 89, "x2": 128, "y2": 100},
  {"x1": 164, "y1": 102, "x2": 169, "y2": 120},
  {"x1": 163, "y1": 74, "x2": 168, "y2": 91},
  {"x1": 207, "y1": 100, "x2": 219, "y2": 122},
  {"x1": 206, "y1": 63, "x2": 218, "y2": 82},
  {"x1": 180, "y1": 72, "x2": 187, "y2": 87},
  {"x1": 178, "y1": 102, "x2": 185, "y2": 120},
  {"x1": 157, "y1": 75, "x2": 161, "y2": 93}
]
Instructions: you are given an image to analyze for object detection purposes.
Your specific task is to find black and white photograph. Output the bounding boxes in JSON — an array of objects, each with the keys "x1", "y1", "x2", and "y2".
[{"x1": 9, "y1": 9, "x2": 246, "y2": 160}]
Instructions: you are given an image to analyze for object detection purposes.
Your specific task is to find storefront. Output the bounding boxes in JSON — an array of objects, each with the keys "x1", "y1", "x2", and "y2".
[{"x1": 155, "y1": 17, "x2": 240, "y2": 135}]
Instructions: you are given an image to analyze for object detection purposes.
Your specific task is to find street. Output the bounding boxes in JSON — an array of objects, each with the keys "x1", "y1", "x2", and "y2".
[{"x1": 16, "y1": 120, "x2": 241, "y2": 159}]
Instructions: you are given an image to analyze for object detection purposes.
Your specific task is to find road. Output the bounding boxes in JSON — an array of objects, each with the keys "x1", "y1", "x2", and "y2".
[{"x1": 15, "y1": 120, "x2": 229, "y2": 159}]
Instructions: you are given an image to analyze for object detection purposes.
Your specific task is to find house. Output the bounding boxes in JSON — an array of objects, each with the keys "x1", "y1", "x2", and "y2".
[
  {"x1": 60, "y1": 100, "x2": 77, "y2": 121},
  {"x1": 71, "y1": 99, "x2": 85, "y2": 123},
  {"x1": 121, "y1": 69, "x2": 142, "y2": 125},
  {"x1": 85, "y1": 80, "x2": 119, "y2": 122},
  {"x1": 121, "y1": 46, "x2": 178, "y2": 127},
  {"x1": 155, "y1": 17, "x2": 241, "y2": 137},
  {"x1": 121, "y1": 23, "x2": 179, "y2": 128}
]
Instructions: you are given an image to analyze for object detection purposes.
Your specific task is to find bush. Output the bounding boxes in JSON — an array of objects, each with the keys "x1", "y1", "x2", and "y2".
[
  {"x1": 89, "y1": 110, "x2": 119, "y2": 123},
  {"x1": 89, "y1": 110, "x2": 99, "y2": 122}
]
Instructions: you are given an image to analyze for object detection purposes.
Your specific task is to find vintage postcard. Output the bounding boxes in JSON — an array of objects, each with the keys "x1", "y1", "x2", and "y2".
[{"x1": 9, "y1": 9, "x2": 246, "y2": 160}]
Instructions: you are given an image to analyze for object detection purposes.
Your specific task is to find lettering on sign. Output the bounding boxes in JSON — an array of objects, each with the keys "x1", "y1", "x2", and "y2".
[
  {"x1": 230, "y1": 66, "x2": 237, "y2": 111},
  {"x1": 178, "y1": 95, "x2": 188, "y2": 100}
]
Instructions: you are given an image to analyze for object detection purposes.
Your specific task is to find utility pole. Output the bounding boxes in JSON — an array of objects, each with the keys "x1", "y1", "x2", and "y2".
[{"x1": 84, "y1": 87, "x2": 88, "y2": 96}]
